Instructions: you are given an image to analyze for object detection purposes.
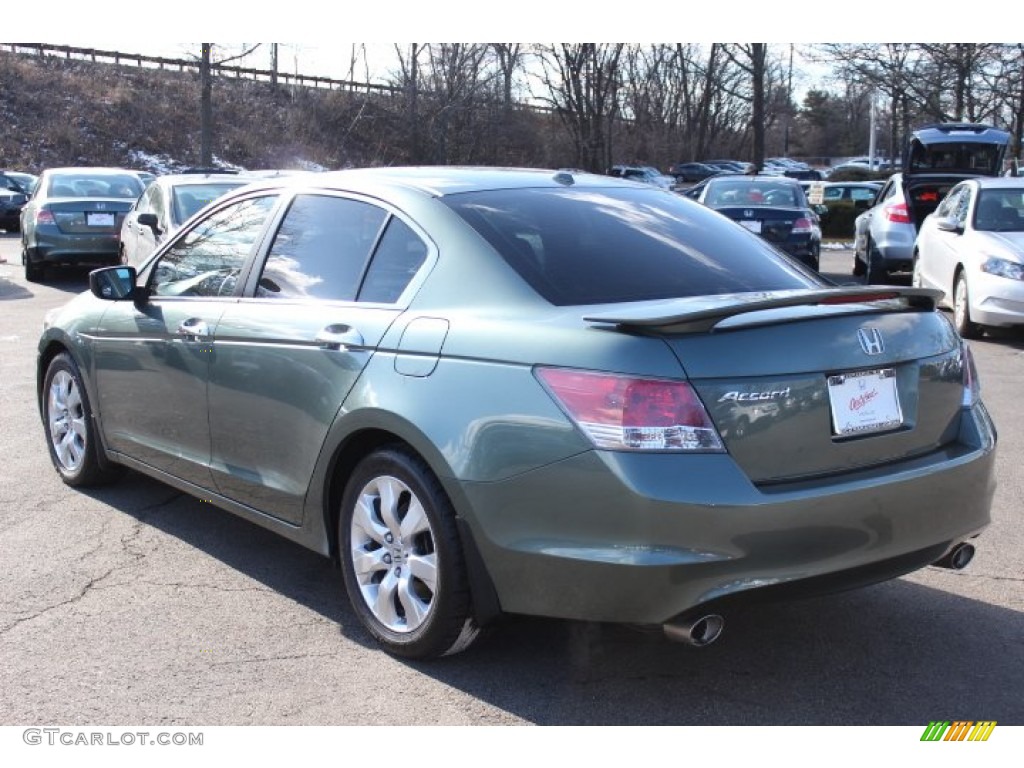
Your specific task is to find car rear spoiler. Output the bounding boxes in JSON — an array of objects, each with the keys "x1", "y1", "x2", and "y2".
[{"x1": 584, "y1": 287, "x2": 943, "y2": 334}]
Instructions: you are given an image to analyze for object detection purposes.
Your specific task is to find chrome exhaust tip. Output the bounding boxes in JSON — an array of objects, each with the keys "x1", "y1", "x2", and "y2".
[
  {"x1": 933, "y1": 542, "x2": 976, "y2": 570},
  {"x1": 663, "y1": 613, "x2": 725, "y2": 647}
]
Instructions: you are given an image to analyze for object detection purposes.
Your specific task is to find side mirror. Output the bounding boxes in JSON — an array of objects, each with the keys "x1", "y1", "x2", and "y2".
[
  {"x1": 89, "y1": 266, "x2": 141, "y2": 302},
  {"x1": 137, "y1": 212, "x2": 162, "y2": 235},
  {"x1": 814, "y1": 204, "x2": 829, "y2": 217},
  {"x1": 934, "y1": 216, "x2": 962, "y2": 234}
]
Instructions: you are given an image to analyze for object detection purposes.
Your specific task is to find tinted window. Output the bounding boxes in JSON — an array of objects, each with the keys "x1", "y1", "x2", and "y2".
[
  {"x1": 444, "y1": 188, "x2": 824, "y2": 306},
  {"x1": 358, "y1": 217, "x2": 429, "y2": 303},
  {"x1": 47, "y1": 174, "x2": 143, "y2": 199},
  {"x1": 172, "y1": 183, "x2": 247, "y2": 225},
  {"x1": 151, "y1": 195, "x2": 277, "y2": 297},
  {"x1": 256, "y1": 195, "x2": 386, "y2": 301}
]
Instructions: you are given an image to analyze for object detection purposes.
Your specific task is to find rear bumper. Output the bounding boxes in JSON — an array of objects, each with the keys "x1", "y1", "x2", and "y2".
[
  {"x1": 870, "y1": 225, "x2": 915, "y2": 269},
  {"x1": 27, "y1": 229, "x2": 121, "y2": 264},
  {"x1": 457, "y1": 402, "x2": 996, "y2": 625}
]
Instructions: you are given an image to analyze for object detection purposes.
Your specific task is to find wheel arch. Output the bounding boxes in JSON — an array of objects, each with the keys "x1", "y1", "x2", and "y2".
[{"x1": 316, "y1": 420, "x2": 503, "y2": 626}]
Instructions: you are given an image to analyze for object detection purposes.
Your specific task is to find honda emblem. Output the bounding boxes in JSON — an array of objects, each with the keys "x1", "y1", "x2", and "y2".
[{"x1": 857, "y1": 328, "x2": 884, "y2": 356}]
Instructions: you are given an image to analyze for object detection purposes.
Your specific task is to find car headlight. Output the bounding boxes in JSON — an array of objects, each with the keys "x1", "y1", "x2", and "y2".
[{"x1": 980, "y1": 257, "x2": 1024, "y2": 281}]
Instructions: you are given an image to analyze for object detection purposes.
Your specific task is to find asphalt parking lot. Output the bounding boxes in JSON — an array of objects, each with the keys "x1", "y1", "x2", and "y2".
[{"x1": 0, "y1": 233, "x2": 1021, "y2": 726}]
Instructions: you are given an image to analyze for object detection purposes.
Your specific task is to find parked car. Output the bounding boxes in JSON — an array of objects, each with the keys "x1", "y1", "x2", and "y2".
[
  {"x1": 20, "y1": 167, "x2": 146, "y2": 281},
  {"x1": 0, "y1": 170, "x2": 38, "y2": 232},
  {"x1": 608, "y1": 164, "x2": 675, "y2": 190},
  {"x1": 37, "y1": 167, "x2": 995, "y2": 659},
  {"x1": 854, "y1": 123, "x2": 1010, "y2": 283},
  {"x1": 690, "y1": 174, "x2": 824, "y2": 269},
  {"x1": 120, "y1": 172, "x2": 255, "y2": 267},
  {"x1": 669, "y1": 162, "x2": 720, "y2": 183},
  {"x1": 913, "y1": 177, "x2": 1024, "y2": 338},
  {"x1": 704, "y1": 159, "x2": 754, "y2": 174}
]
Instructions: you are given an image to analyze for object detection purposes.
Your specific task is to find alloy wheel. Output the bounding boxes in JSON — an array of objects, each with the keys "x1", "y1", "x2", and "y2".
[
  {"x1": 48, "y1": 369, "x2": 87, "y2": 472},
  {"x1": 349, "y1": 474, "x2": 438, "y2": 634}
]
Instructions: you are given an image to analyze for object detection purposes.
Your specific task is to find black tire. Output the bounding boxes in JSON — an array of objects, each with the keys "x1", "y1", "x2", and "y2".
[
  {"x1": 339, "y1": 447, "x2": 480, "y2": 659},
  {"x1": 23, "y1": 245, "x2": 43, "y2": 282},
  {"x1": 852, "y1": 253, "x2": 866, "y2": 277},
  {"x1": 41, "y1": 352, "x2": 122, "y2": 487},
  {"x1": 953, "y1": 271, "x2": 983, "y2": 339},
  {"x1": 864, "y1": 237, "x2": 888, "y2": 284}
]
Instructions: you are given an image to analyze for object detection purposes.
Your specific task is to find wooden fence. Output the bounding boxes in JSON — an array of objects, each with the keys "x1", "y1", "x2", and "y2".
[{"x1": 1, "y1": 43, "x2": 400, "y2": 95}]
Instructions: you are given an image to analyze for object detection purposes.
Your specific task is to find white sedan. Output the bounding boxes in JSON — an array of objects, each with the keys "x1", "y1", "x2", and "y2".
[{"x1": 913, "y1": 177, "x2": 1024, "y2": 338}]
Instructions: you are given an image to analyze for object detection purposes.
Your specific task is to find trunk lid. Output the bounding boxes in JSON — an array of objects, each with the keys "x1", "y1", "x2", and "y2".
[
  {"x1": 586, "y1": 288, "x2": 967, "y2": 483},
  {"x1": 45, "y1": 198, "x2": 133, "y2": 234},
  {"x1": 713, "y1": 205, "x2": 809, "y2": 247}
]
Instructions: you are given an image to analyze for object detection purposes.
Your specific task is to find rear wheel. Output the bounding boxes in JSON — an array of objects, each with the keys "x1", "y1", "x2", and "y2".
[
  {"x1": 864, "y1": 237, "x2": 888, "y2": 284},
  {"x1": 953, "y1": 271, "x2": 983, "y2": 339},
  {"x1": 22, "y1": 245, "x2": 43, "y2": 282},
  {"x1": 339, "y1": 447, "x2": 480, "y2": 659}
]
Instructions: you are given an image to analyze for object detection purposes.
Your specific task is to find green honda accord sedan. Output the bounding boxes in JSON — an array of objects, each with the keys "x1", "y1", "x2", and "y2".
[{"x1": 37, "y1": 167, "x2": 996, "y2": 658}]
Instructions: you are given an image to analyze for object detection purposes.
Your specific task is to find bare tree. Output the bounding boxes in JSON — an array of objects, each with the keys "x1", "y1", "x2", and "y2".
[
  {"x1": 534, "y1": 43, "x2": 625, "y2": 172},
  {"x1": 723, "y1": 44, "x2": 768, "y2": 168},
  {"x1": 197, "y1": 43, "x2": 261, "y2": 166}
]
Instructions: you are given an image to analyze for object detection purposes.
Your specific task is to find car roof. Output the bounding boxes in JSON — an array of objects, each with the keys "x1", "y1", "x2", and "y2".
[
  {"x1": 961, "y1": 176, "x2": 1024, "y2": 188},
  {"x1": 42, "y1": 167, "x2": 141, "y2": 175},
  {"x1": 236, "y1": 166, "x2": 653, "y2": 198},
  {"x1": 155, "y1": 173, "x2": 255, "y2": 185}
]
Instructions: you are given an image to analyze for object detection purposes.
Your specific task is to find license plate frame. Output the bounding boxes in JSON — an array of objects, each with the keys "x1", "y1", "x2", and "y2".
[
  {"x1": 827, "y1": 367, "x2": 903, "y2": 437},
  {"x1": 86, "y1": 212, "x2": 116, "y2": 227}
]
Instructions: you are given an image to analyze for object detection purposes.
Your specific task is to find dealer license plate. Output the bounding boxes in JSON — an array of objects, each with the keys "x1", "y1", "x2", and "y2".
[
  {"x1": 827, "y1": 368, "x2": 903, "y2": 436},
  {"x1": 86, "y1": 212, "x2": 116, "y2": 227}
]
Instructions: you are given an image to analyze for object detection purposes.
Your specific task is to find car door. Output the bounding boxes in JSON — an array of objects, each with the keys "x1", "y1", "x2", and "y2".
[
  {"x1": 933, "y1": 185, "x2": 973, "y2": 299},
  {"x1": 121, "y1": 182, "x2": 165, "y2": 266},
  {"x1": 91, "y1": 194, "x2": 280, "y2": 488},
  {"x1": 206, "y1": 192, "x2": 431, "y2": 523}
]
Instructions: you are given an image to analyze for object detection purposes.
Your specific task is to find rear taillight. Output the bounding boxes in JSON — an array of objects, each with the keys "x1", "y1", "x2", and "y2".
[
  {"x1": 536, "y1": 367, "x2": 724, "y2": 452},
  {"x1": 961, "y1": 341, "x2": 981, "y2": 407},
  {"x1": 35, "y1": 209, "x2": 56, "y2": 225},
  {"x1": 791, "y1": 217, "x2": 814, "y2": 233},
  {"x1": 884, "y1": 202, "x2": 911, "y2": 224}
]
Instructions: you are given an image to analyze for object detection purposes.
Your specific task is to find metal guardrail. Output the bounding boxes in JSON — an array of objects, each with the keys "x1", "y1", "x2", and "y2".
[{"x1": 1, "y1": 43, "x2": 399, "y2": 95}]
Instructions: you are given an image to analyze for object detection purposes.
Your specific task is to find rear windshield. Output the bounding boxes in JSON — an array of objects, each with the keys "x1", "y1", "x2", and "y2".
[
  {"x1": 443, "y1": 187, "x2": 825, "y2": 306},
  {"x1": 48, "y1": 174, "x2": 143, "y2": 199}
]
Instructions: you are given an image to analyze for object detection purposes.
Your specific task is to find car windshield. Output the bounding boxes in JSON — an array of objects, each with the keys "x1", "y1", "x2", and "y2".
[
  {"x1": 172, "y1": 182, "x2": 247, "y2": 224},
  {"x1": 48, "y1": 174, "x2": 144, "y2": 199},
  {"x1": 704, "y1": 181, "x2": 801, "y2": 207},
  {"x1": 973, "y1": 189, "x2": 1024, "y2": 232},
  {"x1": 443, "y1": 187, "x2": 824, "y2": 306}
]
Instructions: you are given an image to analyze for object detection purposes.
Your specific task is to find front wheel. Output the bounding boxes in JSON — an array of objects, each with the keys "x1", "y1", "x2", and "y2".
[
  {"x1": 42, "y1": 352, "x2": 122, "y2": 486},
  {"x1": 954, "y1": 271, "x2": 983, "y2": 339},
  {"x1": 339, "y1": 447, "x2": 480, "y2": 659}
]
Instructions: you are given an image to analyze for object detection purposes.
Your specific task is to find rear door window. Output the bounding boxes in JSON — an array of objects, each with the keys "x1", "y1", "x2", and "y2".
[{"x1": 256, "y1": 194, "x2": 386, "y2": 301}]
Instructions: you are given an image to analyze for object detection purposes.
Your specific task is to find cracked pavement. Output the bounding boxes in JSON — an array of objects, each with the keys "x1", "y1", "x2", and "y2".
[{"x1": 0, "y1": 240, "x2": 1021, "y2": 727}]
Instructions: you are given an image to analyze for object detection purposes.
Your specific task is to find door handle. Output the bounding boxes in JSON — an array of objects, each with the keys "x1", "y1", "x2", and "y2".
[
  {"x1": 177, "y1": 318, "x2": 210, "y2": 341},
  {"x1": 315, "y1": 324, "x2": 364, "y2": 351}
]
